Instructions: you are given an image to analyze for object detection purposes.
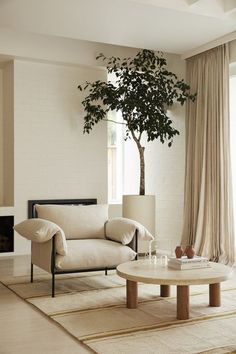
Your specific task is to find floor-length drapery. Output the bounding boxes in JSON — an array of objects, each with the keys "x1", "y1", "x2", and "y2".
[{"x1": 181, "y1": 44, "x2": 235, "y2": 264}]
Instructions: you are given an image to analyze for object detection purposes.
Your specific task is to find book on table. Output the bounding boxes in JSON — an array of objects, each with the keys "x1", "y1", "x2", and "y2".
[
  {"x1": 168, "y1": 256, "x2": 209, "y2": 264},
  {"x1": 168, "y1": 256, "x2": 210, "y2": 270},
  {"x1": 168, "y1": 261, "x2": 211, "y2": 270}
]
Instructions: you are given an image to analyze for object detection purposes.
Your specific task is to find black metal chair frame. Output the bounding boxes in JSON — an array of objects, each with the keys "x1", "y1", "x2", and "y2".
[{"x1": 28, "y1": 198, "x2": 138, "y2": 297}]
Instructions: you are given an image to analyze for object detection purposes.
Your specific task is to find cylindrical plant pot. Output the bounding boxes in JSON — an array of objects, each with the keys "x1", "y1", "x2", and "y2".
[{"x1": 122, "y1": 195, "x2": 155, "y2": 254}]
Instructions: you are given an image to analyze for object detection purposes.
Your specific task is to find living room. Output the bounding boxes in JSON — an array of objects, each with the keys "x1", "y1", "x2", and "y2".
[{"x1": 0, "y1": 0, "x2": 236, "y2": 353}]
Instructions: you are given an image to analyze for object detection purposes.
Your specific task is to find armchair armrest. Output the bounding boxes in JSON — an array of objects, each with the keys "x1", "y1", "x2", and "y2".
[
  {"x1": 14, "y1": 218, "x2": 67, "y2": 256},
  {"x1": 105, "y1": 217, "x2": 154, "y2": 245}
]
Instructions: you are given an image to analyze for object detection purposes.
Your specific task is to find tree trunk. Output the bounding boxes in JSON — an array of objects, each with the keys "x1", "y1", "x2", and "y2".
[
  {"x1": 138, "y1": 145, "x2": 145, "y2": 195},
  {"x1": 130, "y1": 130, "x2": 145, "y2": 195}
]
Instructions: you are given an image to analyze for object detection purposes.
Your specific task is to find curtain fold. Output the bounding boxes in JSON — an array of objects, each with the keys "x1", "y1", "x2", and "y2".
[{"x1": 181, "y1": 44, "x2": 235, "y2": 265}]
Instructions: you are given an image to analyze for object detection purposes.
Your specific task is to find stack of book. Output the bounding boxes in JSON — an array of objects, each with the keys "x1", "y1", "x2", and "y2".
[{"x1": 168, "y1": 256, "x2": 210, "y2": 270}]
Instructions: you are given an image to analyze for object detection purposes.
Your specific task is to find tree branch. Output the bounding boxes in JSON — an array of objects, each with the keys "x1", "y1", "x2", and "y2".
[
  {"x1": 138, "y1": 131, "x2": 142, "y2": 142},
  {"x1": 130, "y1": 129, "x2": 139, "y2": 145}
]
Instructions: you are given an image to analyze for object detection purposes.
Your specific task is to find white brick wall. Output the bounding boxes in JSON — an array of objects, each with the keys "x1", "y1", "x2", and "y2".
[{"x1": 13, "y1": 60, "x2": 107, "y2": 254}]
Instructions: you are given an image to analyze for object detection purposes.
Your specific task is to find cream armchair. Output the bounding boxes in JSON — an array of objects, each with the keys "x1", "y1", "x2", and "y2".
[{"x1": 14, "y1": 199, "x2": 153, "y2": 297}]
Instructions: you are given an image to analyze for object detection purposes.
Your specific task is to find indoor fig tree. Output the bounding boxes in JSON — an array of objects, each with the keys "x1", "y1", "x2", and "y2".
[{"x1": 78, "y1": 49, "x2": 195, "y2": 195}]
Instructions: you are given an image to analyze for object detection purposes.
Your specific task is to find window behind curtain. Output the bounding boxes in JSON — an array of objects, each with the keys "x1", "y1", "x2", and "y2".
[{"x1": 107, "y1": 110, "x2": 123, "y2": 203}]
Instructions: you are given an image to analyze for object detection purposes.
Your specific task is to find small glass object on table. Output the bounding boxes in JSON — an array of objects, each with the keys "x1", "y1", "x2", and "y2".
[{"x1": 147, "y1": 239, "x2": 168, "y2": 266}]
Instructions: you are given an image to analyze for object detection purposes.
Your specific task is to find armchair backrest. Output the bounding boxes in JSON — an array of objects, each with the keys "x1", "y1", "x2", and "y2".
[
  {"x1": 28, "y1": 198, "x2": 97, "y2": 218},
  {"x1": 28, "y1": 199, "x2": 108, "y2": 240}
]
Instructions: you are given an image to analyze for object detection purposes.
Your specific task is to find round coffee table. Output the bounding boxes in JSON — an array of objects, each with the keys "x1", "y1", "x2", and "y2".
[{"x1": 116, "y1": 259, "x2": 232, "y2": 320}]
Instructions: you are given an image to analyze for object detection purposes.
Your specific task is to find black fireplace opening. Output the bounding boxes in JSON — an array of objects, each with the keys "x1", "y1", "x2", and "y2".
[{"x1": 0, "y1": 216, "x2": 14, "y2": 253}]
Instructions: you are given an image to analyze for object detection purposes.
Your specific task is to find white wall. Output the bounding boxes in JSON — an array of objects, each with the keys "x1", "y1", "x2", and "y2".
[
  {"x1": 13, "y1": 60, "x2": 108, "y2": 254},
  {"x1": 3, "y1": 62, "x2": 14, "y2": 207}
]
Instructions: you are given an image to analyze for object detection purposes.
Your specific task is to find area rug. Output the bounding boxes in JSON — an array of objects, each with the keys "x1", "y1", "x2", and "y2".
[{"x1": 2, "y1": 271, "x2": 236, "y2": 354}]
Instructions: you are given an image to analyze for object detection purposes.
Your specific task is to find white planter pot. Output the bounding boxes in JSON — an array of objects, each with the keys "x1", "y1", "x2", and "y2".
[{"x1": 122, "y1": 195, "x2": 156, "y2": 254}]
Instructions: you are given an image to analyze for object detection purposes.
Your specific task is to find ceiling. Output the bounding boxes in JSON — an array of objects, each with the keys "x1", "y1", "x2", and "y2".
[{"x1": 0, "y1": 0, "x2": 236, "y2": 54}]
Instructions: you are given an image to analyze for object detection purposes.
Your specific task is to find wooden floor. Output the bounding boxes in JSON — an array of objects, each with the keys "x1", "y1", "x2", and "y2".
[{"x1": 0, "y1": 255, "x2": 93, "y2": 354}]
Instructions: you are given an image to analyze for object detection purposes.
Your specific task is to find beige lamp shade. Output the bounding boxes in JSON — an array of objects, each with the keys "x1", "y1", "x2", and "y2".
[{"x1": 122, "y1": 195, "x2": 156, "y2": 253}]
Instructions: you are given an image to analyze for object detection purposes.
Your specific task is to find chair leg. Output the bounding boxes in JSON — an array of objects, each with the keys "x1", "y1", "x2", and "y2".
[
  {"x1": 31, "y1": 263, "x2": 33, "y2": 283},
  {"x1": 105, "y1": 269, "x2": 108, "y2": 276},
  {"x1": 52, "y1": 273, "x2": 55, "y2": 297}
]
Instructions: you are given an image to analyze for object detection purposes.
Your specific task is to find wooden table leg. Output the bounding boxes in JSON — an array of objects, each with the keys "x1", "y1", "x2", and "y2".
[
  {"x1": 177, "y1": 285, "x2": 189, "y2": 320},
  {"x1": 127, "y1": 280, "x2": 138, "y2": 309},
  {"x1": 209, "y1": 283, "x2": 221, "y2": 307},
  {"x1": 160, "y1": 285, "x2": 170, "y2": 297}
]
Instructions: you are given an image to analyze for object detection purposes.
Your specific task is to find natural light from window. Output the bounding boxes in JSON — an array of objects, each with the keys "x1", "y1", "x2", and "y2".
[
  {"x1": 107, "y1": 108, "x2": 123, "y2": 204},
  {"x1": 107, "y1": 71, "x2": 125, "y2": 204}
]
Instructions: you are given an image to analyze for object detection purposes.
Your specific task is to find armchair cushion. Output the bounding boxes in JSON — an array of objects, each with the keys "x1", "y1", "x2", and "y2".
[
  {"x1": 105, "y1": 217, "x2": 154, "y2": 245},
  {"x1": 55, "y1": 239, "x2": 136, "y2": 271},
  {"x1": 14, "y1": 218, "x2": 67, "y2": 256},
  {"x1": 35, "y1": 204, "x2": 108, "y2": 240}
]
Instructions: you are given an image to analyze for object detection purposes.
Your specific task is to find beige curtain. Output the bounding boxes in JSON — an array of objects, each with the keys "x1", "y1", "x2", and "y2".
[{"x1": 181, "y1": 44, "x2": 235, "y2": 264}]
